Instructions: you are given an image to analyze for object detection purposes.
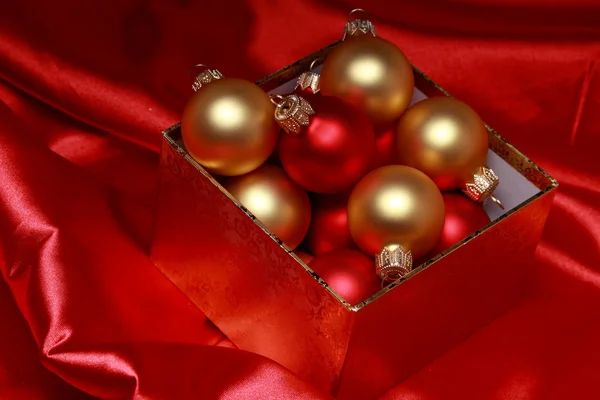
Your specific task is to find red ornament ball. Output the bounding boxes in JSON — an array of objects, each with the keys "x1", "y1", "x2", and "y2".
[
  {"x1": 432, "y1": 192, "x2": 491, "y2": 254},
  {"x1": 369, "y1": 127, "x2": 397, "y2": 171},
  {"x1": 307, "y1": 192, "x2": 356, "y2": 256},
  {"x1": 278, "y1": 95, "x2": 376, "y2": 194},
  {"x1": 295, "y1": 251, "x2": 314, "y2": 265},
  {"x1": 310, "y1": 249, "x2": 381, "y2": 305}
]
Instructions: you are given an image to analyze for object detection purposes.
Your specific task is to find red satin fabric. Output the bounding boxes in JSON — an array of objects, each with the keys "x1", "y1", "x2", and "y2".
[{"x1": 0, "y1": 1, "x2": 599, "y2": 399}]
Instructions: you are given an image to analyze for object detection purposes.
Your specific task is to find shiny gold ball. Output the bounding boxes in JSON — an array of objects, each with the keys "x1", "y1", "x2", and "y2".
[
  {"x1": 181, "y1": 78, "x2": 279, "y2": 176},
  {"x1": 320, "y1": 35, "x2": 414, "y2": 127},
  {"x1": 395, "y1": 97, "x2": 489, "y2": 190},
  {"x1": 348, "y1": 165, "x2": 445, "y2": 259},
  {"x1": 224, "y1": 164, "x2": 311, "y2": 250}
]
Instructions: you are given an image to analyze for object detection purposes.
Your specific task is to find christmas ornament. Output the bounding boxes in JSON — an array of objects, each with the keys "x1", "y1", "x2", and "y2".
[
  {"x1": 307, "y1": 192, "x2": 355, "y2": 256},
  {"x1": 369, "y1": 127, "x2": 396, "y2": 171},
  {"x1": 223, "y1": 164, "x2": 311, "y2": 250},
  {"x1": 319, "y1": 10, "x2": 414, "y2": 127},
  {"x1": 274, "y1": 74, "x2": 376, "y2": 194},
  {"x1": 348, "y1": 165, "x2": 445, "y2": 282},
  {"x1": 431, "y1": 193, "x2": 491, "y2": 255},
  {"x1": 181, "y1": 65, "x2": 279, "y2": 176},
  {"x1": 310, "y1": 249, "x2": 381, "y2": 305},
  {"x1": 294, "y1": 59, "x2": 321, "y2": 96},
  {"x1": 295, "y1": 251, "x2": 314, "y2": 265},
  {"x1": 395, "y1": 96, "x2": 503, "y2": 208}
]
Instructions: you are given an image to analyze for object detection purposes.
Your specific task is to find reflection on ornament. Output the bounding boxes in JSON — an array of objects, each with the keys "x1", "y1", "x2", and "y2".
[
  {"x1": 223, "y1": 164, "x2": 311, "y2": 250},
  {"x1": 181, "y1": 66, "x2": 278, "y2": 176},
  {"x1": 310, "y1": 249, "x2": 381, "y2": 305}
]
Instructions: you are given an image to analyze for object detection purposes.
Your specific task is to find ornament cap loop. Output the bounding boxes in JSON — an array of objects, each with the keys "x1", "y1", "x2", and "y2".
[
  {"x1": 309, "y1": 58, "x2": 321, "y2": 71},
  {"x1": 463, "y1": 166, "x2": 502, "y2": 208},
  {"x1": 347, "y1": 8, "x2": 368, "y2": 21},
  {"x1": 273, "y1": 94, "x2": 315, "y2": 134},
  {"x1": 375, "y1": 245, "x2": 413, "y2": 283},
  {"x1": 269, "y1": 94, "x2": 285, "y2": 106},
  {"x1": 343, "y1": 9, "x2": 376, "y2": 40},
  {"x1": 489, "y1": 195, "x2": 505, "y2": 209},
  {"x1": 188, "y1": 64, "x2": 223, "y2": 92}
]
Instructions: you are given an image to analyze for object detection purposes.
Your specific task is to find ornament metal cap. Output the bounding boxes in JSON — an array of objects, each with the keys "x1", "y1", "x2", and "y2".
[
  {"x1": 188, "y1": 64, "x2": 223, "y2": 92},
  {"x1": 271, "y1": 94, "x2": 315, "y2": 134},
  {"x1": 343, "y1": 8, "x2": 377, "y2": 40},
  {"x1": 296, "y1": 72, "x2": 320, "y2": 94},
  {"x1": 295, "y1": 59, "x2": 321, "y2": 94},
  {"x1": 463, "y1": 166, "x2": 504, "y2": 209},
  {"x1": 375, "y1": 245, "x2": 413, "y2": 283}
]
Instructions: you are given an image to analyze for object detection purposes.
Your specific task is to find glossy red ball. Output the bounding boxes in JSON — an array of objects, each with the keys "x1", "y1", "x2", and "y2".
[
  {"x1": 369, "y1": 127, "x2": 397, "y2": 171},
  {"x1": 278, "y1": 95, "x2": 376, "y2": 194},
  {"x1": 295, "y1": 251, "x2": 314, "y2": 265},
  {"x1": 432, "y1": 192, "x2": 491, "y2": 254},
  {"x1": 307, "y1": 192, "x2": 356, "y2": 256},
  {"x1": 310, "y1": 249, "x2": 381, "y2": 305}
]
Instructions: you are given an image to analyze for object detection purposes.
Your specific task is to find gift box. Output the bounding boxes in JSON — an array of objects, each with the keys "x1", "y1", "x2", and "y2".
[{"x1": 150, "y1": 41, "x2": 558, "y2": 399}]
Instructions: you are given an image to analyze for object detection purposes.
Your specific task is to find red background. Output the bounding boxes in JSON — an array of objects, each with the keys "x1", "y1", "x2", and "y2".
[{"x1": 1, "y1": 0, "x2": 599, "y2": 398}]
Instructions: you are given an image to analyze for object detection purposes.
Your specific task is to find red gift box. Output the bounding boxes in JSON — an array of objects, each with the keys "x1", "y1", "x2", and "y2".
[{"x1": 150, "y1": 42, "x2": 557, "y2": 399}]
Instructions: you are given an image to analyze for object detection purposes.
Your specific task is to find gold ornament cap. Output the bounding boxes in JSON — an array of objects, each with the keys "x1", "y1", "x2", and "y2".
[
  {"x1": 296, "y1": 71, "x2": 321, "y2": 94},
  {"x1": 272, "y1": 94, "x2": 315, "y2": 134},
  {"x1": 343, "y1": 9, "x2": 377, "y2": 40},
  {"x1": 463, "y1": 166, "x2": 504, "y2": 209},
  {"x1": 375, "y1": 245, "x2": 414, "y2": 283},
  {"x1": 189, "y1": 64, "x2": 223, "y2": 92}
]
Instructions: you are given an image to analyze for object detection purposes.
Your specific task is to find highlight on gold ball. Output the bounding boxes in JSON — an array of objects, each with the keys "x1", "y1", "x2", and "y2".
[
  {"x1": 223, "y1": 164, "x2": 311, "y2": 250},
  {"x1": 347, "y1": 165, "x2": 446, "y2": 283},
  {"x1": 395, "y1": 96, "x2": 503, "y2": 208},
  {"x1": 180, "y1": 64, "x2": 279, "y2": 177}
]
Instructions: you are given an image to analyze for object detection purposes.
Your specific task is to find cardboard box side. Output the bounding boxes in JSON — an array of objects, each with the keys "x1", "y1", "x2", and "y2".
[
  {"x1": 151, "y1": 137, "x2": 354, "y2": 393},
  {"x1": 336, "y1": 187, "x2": 557, "y2": 399}
]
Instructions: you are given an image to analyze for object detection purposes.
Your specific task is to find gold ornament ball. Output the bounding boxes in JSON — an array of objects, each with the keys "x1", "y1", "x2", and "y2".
[
  {"x1": 181, "y1": 78, "x2": 279, "y2": 176},
  {"x1": 395, "y1": 97, "x2": 489, "y2": 191},
  {"x1": 348, "y1": 165, "x2": 445, "y2": 259},
  {"x1": 320, "y1": 35, "x2": 414, "y2": 127},
  {"x1": 224, "y1": 164, "x2": 311, "y2": 250}
]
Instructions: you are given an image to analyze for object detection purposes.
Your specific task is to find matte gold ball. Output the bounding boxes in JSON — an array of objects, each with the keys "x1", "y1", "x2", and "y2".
[
  {"x1": 181, "y1": 78, "x2": 279, "y2": 176},
  {"x1": 348, "y1": 165, "x2": 445, "y2": 259},
  {"x1": 224, "y1": 164, "x2": 311, "y2": 250},
  {"x1": 395, "y1": 97, "x2": 489, "y2": 190},
  {"x1": 320, "y1": 35, "x2": 414, "y2": 127}
]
